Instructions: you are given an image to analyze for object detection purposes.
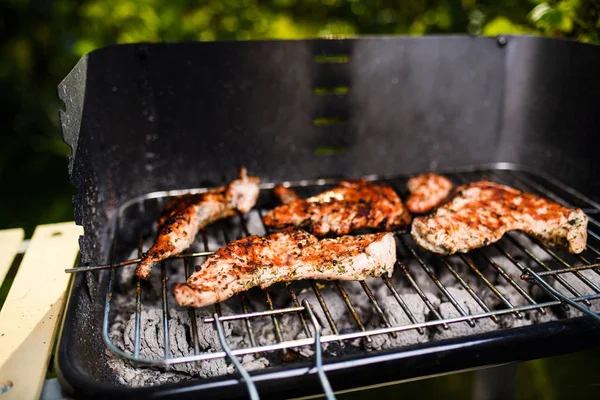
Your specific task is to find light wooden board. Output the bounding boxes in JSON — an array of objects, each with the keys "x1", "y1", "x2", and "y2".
[
  {"x1": 0, "y1": 222, "x2": 82, "y2": 400},
  {"x1": 0, "y1": 228, "x2": 24, "y2": 286}
]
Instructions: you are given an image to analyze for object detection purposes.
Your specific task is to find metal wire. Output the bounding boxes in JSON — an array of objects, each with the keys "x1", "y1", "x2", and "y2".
[
  {"x1": 303, "y1": 299, "x2": 336, "y2": 400},
  {"x1": 133, "y1": 235, "x2": 143, "y2": 358},
  {"x1": 400, "y1": 236, "x2": 475, "y2": 327},
  {"x1": 65, "y1": 250, "x2": 214, "y2": 273},
  {"x1": 335, "y1": 281, "x2": 370, "y2": 341},
  {"x1": 161, "y1": 262, "x2": 170, "y2": 363},
  {"x1": 101, "y1": 166, "x2": 600, "y2": 373},
  {"x1": 184, "y1": 257, "x2": 201, "y2": 358},
  {"x1": 213, "y1": 313, "x2": 260, "y2": 400},
  {"x1": 522, "y1": 269, "x2": 600, "y2": 322}
]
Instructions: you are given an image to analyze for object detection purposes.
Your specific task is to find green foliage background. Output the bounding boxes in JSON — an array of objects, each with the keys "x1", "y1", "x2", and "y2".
[{"x1": 0, "y1": 0, "x2": 598, "y2": 235}]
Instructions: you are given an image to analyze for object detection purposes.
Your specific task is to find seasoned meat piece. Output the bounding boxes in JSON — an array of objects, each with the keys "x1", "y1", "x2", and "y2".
[
  {"x1": 411, "y1": 180, "x2": 588, "y2": 255},
  {"x1": 406, "y1": 173, "x2": 453, "y2": 214},
  {"x1": 136, "y1": 168, "x2": 260, "y2": 279},
  {"x1": 263, "y1": 180, "x2": 411, "y2": 236},
  {"x1": 174, "y1": 228, "x2": 396, "y2": 307},
  {"x1": 273, "y1": 184, "x2": 301, "y2": 204}
]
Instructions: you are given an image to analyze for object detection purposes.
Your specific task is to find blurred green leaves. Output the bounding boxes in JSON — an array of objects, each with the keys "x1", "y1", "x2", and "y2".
[
  {"x1": 530, "y1": 2, "x2": 573, "y2": 34},
  {"x1": 528, "y1": 0, "x2": 600, "y2": 41},
  {"x1": 483, "y1": 17, "x2": 534, "y2": 36}
]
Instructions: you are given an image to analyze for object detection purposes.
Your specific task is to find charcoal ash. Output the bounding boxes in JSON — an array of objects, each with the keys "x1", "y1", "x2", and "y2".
[
  {"x1": 106, "y1": 207, "x2": 586, "y2": 388},
  {"x1": 433, "y1": 286, "x2": 499, "y2": 340},
  {"x1": 364, "y1": 285, "x2": 438, "y2": 350}
]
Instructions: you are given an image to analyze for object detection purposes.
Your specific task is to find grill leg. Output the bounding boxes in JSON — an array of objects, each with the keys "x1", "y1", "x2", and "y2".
[{"x1": 472, "y1": 364, "x2": 518, "y2": 400}]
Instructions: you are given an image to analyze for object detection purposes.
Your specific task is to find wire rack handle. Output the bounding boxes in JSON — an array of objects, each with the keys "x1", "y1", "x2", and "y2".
[
  {"x1": 302, "y1": 299, "x2": 336, "y2": 400},
  {"x1": 212, "y1": 313, "x2": 260, "y2": 400},
  {"x1": 521, "y1": 268, "x2": 600, "y2": 321}
]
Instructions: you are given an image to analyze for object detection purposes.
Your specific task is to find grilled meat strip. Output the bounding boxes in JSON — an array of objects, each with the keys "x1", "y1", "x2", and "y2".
[
  {"x1": 273, "y1": 184, "x2": 301, "y2": 204},
  {"x1": 174, "y1": 228, "x2": 396, "y2": 307},
  {"x1": 263, "y1": 180, "x2": 411, "y2": 236},
  {"x1": 411, "y1": 180, "x2": 588, "y2": 255},
  {"x1": 136, "y1": 168, "x2": 260, "y2": 279},
  {"x1": 406, "y1": 173, "x2": 453, "y2": 214}
]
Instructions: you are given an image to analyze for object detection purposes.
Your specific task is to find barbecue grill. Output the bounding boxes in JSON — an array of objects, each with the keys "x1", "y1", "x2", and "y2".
[{"x1": 54, "y1": 35, "x2": 600, "y2": 399}]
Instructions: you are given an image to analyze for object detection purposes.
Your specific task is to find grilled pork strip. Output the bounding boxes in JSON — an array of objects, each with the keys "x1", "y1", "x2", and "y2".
[
  {"x1": 173, "y1": 228, "x2": 397, "y2": 308},
  {"x1": 136, "y1": 168, "x2": 260, "y2": 279},
  {"x1": 263, "y1": 180, "x2": 411, "y2": 236},
  {"x1": 406, "y1": 173, "x2": 453, "y2": 214},
  {"x1": 411, "y1": 180, "x2": 588, "y2": 255}
]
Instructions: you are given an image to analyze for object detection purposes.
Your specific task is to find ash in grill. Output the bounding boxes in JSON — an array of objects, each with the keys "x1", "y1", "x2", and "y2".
[{"x1": 103, "y1": 168, "x2": 600, "y2": 387}]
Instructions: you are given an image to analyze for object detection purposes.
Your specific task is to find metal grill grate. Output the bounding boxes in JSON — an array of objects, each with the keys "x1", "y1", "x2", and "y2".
[{"x1": 89, "y1": 166, "x2": 600, "y2": 395}]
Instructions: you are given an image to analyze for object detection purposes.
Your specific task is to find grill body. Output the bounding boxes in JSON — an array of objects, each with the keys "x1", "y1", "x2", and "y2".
[{"x1": 56, "y1": 36, "x2": 600, "y2": 399}]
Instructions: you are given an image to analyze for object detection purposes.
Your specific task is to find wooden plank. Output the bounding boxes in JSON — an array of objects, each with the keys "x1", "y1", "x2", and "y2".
[
  {"x1": 0, "y1": 228, "x2": 24, "y2": 286},
  {"x1": 0, "y1": 222, "x2": 82, "y2": 400}
]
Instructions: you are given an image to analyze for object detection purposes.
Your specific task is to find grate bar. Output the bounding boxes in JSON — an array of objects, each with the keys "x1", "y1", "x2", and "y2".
[
  {"x1": 334, "y1": 281, "x2": 370, "y2": 341},
  {"x1": 400, "y1": 236, "x2": 475, "y2": 327},
  {"x1": 492, "y1": 242, "x2": 562, "y2": 306},
  {"x1": 381, "y1": 276, "x2": 425, "y2": 334},
  {"x1": 200, "y1": 229, "x2": 224, "y2": 319},
  {"x1": 184, "y1": 257, "x2": 201, "y2": 357},
  {"x1": 264, "y1": 288, "x2": 286, "y2": 343},
  {"x1": 204, "y1": 306, "x2": 305, "y2": 323},
  {"x1": 133, "y1": 234, "x2": 143, "y2": 358},
  {"x1": 476, "y1": 249, "x2": 545, "y2": 314},
  {"x1": 286, "y1": 283, "x2": 312, "y2": 339},
  {"x1": 505, "y1": 235, "x2": 592, "y2": 306},
  {"x1": 239, "y1": 294, "x2": 259, "y2": 353},
  {"x1": 583, "y1": 241, "x2": 600, "y2": 258},
  {"x1": 161, "y1": 262, "x2": 170, "y2": 362},
  {"x1": 532, "y1": 263, "x2": 600, "y2": 277},
  {"x1": 527, "y1": 236, "x2": 600, "y2": 293},
  {"x1": 458, "y1": 254, "x2": 522, "y2": 318},
  {"x1": 311, "y1": 281, "x2": 341, "y2": 339},
  {"x1": 359, "y1": 280, "x2": 397, "y2": 337},
  {"x1": 397, "y1": 262, "x2": 449, "y2": 329},
  {"x1": 438, "y1": 257, "x2": 500, "y2": 323},
  {"x1": 576, "y1": 254, "x2": 600, "y2": 278},
  {"x1": 67, "y1": 250, "x2": 215, "y2": 273}
]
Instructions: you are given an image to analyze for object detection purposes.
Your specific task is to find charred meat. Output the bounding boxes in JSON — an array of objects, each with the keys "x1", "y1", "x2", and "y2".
[
  {"x1": 406, "y1": 173, "x2": 453, "y2": 214},
  {"x1": 136, "y1": 168, "x2": 260, "y2": 279},
  {"x1": 411, "y1": 180, "x2": 588, "y2": 255},
  {"x1": 174, "y1": 228, "x2": 396, "y2": 307},
  {"x1": 263, "y1": 180, "x2": 411, "y2": 236}
]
